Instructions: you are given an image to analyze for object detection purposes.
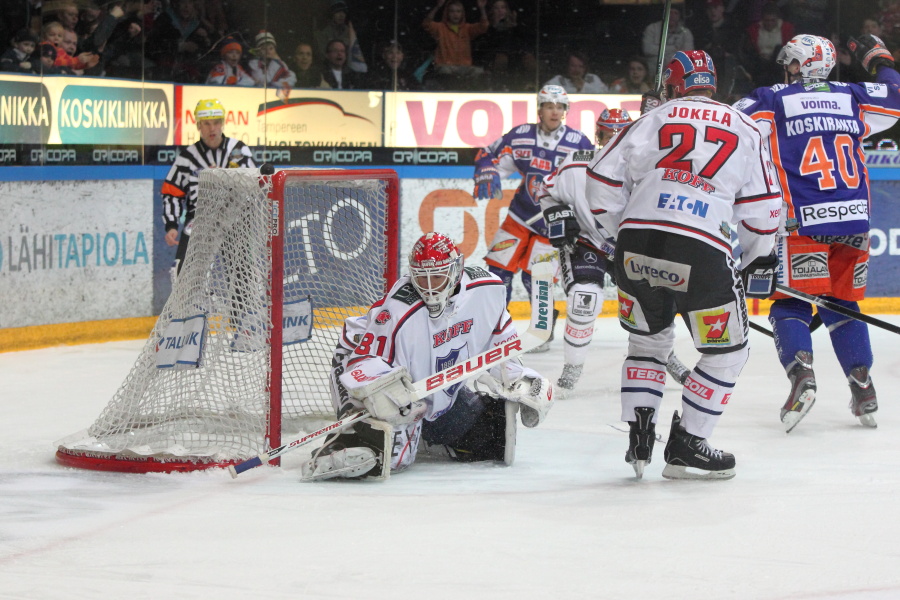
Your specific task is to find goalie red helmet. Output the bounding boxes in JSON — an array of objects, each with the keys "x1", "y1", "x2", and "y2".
[
  {"x1": 664, "y1": 50, "x2": 717, "y2": 99},
  {"x1": 776, "y1": 34, "x2": 836, "y2": 81},
  {"x1": 409, "y1": 232, "x2": 464, "y2": 318},
  {"x1": 596, "y1": 108, "x2": 632, "y2": 145}
]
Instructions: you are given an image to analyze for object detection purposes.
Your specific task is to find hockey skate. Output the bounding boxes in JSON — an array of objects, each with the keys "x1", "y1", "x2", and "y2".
[
  {"x1": 848, "y1": 366, "x2": 878, "y2": 428},
  {"x1": 662, "y1": 411, "x2": 735, "y2": 480},
  {"x1": 556, "y1": 363, "x2": 583, "y2": 391},
  {"x1": 301, "y1": 445, "x2": 378, "y2": 481},
  {"x1": 665, "y1": 352, "x2": 691, "y2": 385},
  {"x1": 528, "y1": 308, "x2": 559, "y2": 354},
  {"x1": 625, "y1": 406, "x2": 656, "y2": 479},
  {"x1": 781, "y1": 351, "x2": 816, "y2": 434}
]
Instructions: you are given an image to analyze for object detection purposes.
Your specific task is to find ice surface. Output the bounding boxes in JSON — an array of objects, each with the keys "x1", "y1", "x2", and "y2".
[{"x1": 2, "y1": 316, "x2": 900, "y2": 599}]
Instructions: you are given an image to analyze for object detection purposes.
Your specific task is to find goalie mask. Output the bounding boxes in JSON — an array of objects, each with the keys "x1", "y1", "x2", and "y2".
[
  {"x1": 776, "y1": 34, "x2": 835, "y2": 81},
  {"x1": 596, "y1": 108, "x2": 632, "y2": 146},
  {"x1": 664, "y1": 50, "x2": 717, "y2": 99},
  {"x1": 409, "y1": 232, "x2": 464, "y2": 318}
]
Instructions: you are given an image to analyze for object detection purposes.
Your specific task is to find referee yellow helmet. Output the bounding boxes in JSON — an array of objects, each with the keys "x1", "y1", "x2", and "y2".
[{"x1": 194, "y1": 99, "x2": 225, "y2": 121}]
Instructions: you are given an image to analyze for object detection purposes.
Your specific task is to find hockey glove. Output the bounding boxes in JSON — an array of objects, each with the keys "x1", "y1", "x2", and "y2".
[
  {"x1": 473, "y1": 150, "x2": 503, "y2": 200},
  {"x1": 350, "y1": 367, "x2": 427, "y2": 426},
  {"x1": 741, "y1": 252, "x2": 779, "y2": 299},
  {"x1": 544, "y1": 205, "x2": 580, "y2": 251},
  {"x1": 640, "y1": 90, "x2": 663, "y2": 115},
  {"x1": 848, "y1": 34, "x2": 895, "y2": 75}
]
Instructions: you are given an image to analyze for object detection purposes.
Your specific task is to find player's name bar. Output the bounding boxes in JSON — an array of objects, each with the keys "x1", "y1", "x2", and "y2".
[{"x1": 0, "y1": 146, "x2": 480, "y2": 167}]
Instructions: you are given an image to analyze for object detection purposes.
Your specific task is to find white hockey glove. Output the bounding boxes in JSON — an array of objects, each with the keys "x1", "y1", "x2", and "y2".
[
  {"x1": 474, "y1": 371, "x2": 553, "y2": 428},
  {"x1": 349, "y1": 366, "x2": 427, "y2": 426}
]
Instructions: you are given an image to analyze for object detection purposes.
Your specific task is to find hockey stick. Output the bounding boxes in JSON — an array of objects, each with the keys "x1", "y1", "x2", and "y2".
[
  {"x1": 775, "y1": 283, "x2": 900, "y2": 335},
  {"x1": 652, "y1": 0, "x2": 674, "y2": 93},
  {"x1": 228, "y1": 262, "x2": 555, "y2": 478}
]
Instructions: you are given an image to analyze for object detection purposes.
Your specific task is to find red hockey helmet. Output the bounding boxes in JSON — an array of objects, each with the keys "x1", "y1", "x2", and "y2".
[
  {"x1": 664, "y1": 50, "x2": 717, "y2": 99},
  {"x1": 409, "y1": 232, "x2": 464, "y2": 317},
  {"x1": 595, "y1": 108, "x2": 632, "y2": 145}
]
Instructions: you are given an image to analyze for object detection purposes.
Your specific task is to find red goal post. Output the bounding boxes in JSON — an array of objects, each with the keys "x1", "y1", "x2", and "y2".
[{"x1": 56, "y1": 167, "x2": 399, "y2": 473}]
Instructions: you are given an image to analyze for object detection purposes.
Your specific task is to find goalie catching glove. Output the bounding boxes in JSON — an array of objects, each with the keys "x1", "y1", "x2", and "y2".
[
  {"x1": 847, "y1": 34, "x2": 895, "y2": 75},
  {"x1": 544, "y1": 205, "x2": 580, "y2": 251},
  {"x1": 473, "y1": 149, "x2": 503, "y2": 200},
  {"x1": 474, "y1": 369, "x2": 554, "y2": 428},
  {"x1": 347, "y1": 366, "x2": 427, "y2": 426},
  {"x1": 741, "y1": 252, "x2": 779, "y2": 299}
]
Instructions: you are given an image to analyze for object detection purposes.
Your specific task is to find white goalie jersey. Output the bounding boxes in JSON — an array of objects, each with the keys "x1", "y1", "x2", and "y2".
[
  {"x1": 335, "y1": 267, "x2": 536, "y2": 420},
  {"x1": 585, "y1": 96, "x2": 782, "y2": 265},
  {"x1": 537, "y1": 148, "x2": 616, "y2": 253}
]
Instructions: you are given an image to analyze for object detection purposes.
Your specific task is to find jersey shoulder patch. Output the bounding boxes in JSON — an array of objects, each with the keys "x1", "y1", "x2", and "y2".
[
  {"x1": 464, "y1": 266, "x2": 492, "y2": 280},
  {"x1": 571, "y1": 150, "x2": 595, "y2": 162},
  {"x1": 391, "y1": 282, "x2": 420, "y2": 305}
]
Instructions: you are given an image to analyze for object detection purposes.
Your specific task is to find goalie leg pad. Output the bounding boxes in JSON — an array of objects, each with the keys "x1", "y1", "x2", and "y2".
[
  {"x1": 426, "y1": 393, "x2": 516, "y2": 464},
  {"x1": 301, "y1": 418, "x2": 392, "y2": 482}
]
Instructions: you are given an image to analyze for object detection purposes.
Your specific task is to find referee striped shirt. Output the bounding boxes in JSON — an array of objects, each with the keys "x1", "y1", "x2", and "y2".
[{"x1": 161, "y1": 136, "x2": 256, "y2": 233}]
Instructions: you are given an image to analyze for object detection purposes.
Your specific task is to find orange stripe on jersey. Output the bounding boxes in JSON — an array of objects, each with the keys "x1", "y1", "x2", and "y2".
[
  {"x1": 860, "y1": 103, "x2": 900, "y2": 119},
  {"x1": 161, "y1": 182, "x2": 185, "y2": 197},
  {"x1": 765, "y1": 122, "x2": 794, "y2": 226}
]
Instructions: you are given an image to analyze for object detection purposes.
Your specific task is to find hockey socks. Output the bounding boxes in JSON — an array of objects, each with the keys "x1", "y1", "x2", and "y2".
[
  {"x1": 817, "y1": 298, "x2": 873, "y2": 377},
  {"x1": 769, "y1": 298, "x2": 814, "y2": 371}
]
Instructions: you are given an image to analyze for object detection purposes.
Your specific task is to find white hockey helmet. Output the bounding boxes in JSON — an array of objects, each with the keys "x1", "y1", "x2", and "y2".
[
  {"x1": 537, "y1": 84, "x2": 569, "y2": 110},
  {"x1": 776, "y1": 34, "x2": 836, "y2": 81},
  {"x1": 409, "y1": 232, "x2": 464, "y2": 318}
]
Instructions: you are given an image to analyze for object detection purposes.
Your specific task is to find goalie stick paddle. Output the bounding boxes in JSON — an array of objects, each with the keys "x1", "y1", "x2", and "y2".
[
  {"x1": 228, "y1": 261, "x2": 555, "y2": 478},
  {"x1": 774, "y1": 284, "x2": 900, "y2": 335}
]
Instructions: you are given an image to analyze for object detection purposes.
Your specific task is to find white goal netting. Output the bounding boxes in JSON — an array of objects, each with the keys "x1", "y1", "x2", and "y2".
[{"x1": 56, "y1": 168, "x2": 396, "y2": 471}]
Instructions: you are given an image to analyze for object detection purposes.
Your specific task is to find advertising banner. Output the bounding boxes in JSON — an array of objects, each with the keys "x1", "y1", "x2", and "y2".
[
  {"x1": 0, "y1": 178, "x2": 154, "y2": 327},
  {"x1": 177, "y1": 86, "x2": 384, "y2": 147},
  {"x1": 0, "y1": 74, "x2": 173, "y2": 146},
  {"x1": 385, "y1": 93, "x2": 642, "y2": 148}
]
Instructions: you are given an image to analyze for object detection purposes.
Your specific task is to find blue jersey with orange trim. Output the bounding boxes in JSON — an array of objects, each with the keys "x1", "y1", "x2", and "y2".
[
  {"x1": 734, "y1": 69, "x2": 900, "y2": 236},
  {"x1": 475, "y1": 123, "x2": 593, "y2": 235}
]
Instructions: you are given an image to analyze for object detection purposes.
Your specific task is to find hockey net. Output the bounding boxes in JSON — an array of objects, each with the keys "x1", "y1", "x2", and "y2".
[{"x1": 56, "y1": 168, "x2": 399, "y2": 472}]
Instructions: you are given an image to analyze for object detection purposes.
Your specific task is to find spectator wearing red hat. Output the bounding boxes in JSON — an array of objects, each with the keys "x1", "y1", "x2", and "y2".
[{"x1": 206, "y1": 37, "x2": 254, "y2": 86}]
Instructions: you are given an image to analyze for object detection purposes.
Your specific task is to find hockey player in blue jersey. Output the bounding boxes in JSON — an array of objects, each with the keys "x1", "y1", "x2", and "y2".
[
  {"x1": 734, "y1": 34, "x2": 900, "y2": 432},
  {"x1": 473, "y1": 84, "x2": 594, "y2": 351}
]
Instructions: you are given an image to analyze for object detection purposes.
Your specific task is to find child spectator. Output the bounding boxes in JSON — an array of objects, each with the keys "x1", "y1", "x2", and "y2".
[
  {"x1": 248, "y1": 31, "x2": 296, "y2": 88},
  {"x1": 38, "y1": 42, "x2": 68, "y2": 74},
  {"x1": 42, "y1": 21, "x2": 98, "y2": 73},
  {"x1": 1, "y1": 28, "x2": 38, "y2": 73},
  {"x1": 366, "y1": 40, "x2": 420, "y2": 90},
  {"x1": 206, "y1": 36, "x2": 254, "y2": 86}
]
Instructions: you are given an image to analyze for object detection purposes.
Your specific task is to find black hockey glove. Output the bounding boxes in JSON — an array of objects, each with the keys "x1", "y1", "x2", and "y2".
[
  {"x1": 847, "y1": 34, "x2": 895, "y2": 75},
  {"x1": 640, "y1": 90, "x2": 663, "y2": 115},
  {"x1": 741, "y1": 253, "x2": 779, "y2": 299},
  {"x1": 543, "y1": 205, "x2": 580, "y2": 251}
]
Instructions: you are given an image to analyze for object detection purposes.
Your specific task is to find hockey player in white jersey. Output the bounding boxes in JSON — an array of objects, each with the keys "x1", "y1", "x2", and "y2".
[
  {"x1": 302, "y1": 232, "x2": 554, "y2": 481},
  {"x1": 537, "y1": 108, "x2": 631, "y2": 392},
  {"x1": 585, "y1": 50, "x2": 782, "y2": 480}
]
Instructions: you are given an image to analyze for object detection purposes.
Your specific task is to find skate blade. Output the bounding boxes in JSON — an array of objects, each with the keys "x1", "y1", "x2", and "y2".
[
  {"x1": 858, "y1": 413, "x2": 878, "y2": 428},
  {"x1": 632, "y1": 460, "x2": 647, "y2": 479},
  {"x1": 661, "y1": 463, "x2": 735, "y2": 480},
  {"x1": 781, "y1": 391, "x2": 816, "y2": 434}
]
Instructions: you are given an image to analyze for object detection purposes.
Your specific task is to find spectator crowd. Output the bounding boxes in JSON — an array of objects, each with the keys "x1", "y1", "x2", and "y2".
[{"x1": 0, "y1": 0, "x2": 895, "y2": 103}]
